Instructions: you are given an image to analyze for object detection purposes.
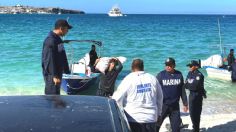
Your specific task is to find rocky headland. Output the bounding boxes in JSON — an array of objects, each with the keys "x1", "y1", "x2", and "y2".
[{"x1": 0, "y1": 5, "x2": 85, "y2": 14}]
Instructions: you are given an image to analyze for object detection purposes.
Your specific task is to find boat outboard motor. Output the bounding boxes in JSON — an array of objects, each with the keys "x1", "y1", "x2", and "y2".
[{"x1": 231, "y1": 62, "x2": 236, "y2": 82}]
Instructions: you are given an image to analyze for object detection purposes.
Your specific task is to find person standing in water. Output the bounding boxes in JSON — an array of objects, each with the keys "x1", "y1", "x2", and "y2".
[
  {"x1": 96, "y1": 58, "x2": 123, "y2": 97},
  {"x1": 227, "y1": 49, "x2": 235, "y2": 67},
  {"x1": 89, "y1": 44, "x2": 98, "y2": 72},
  {"x1": 42, "y1": 19, "x2": 72, "y2": 95}
]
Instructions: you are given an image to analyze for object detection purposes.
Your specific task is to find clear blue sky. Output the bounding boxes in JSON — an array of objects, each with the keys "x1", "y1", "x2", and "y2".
[{"x1": 1, "y1": 0, "x2": 236, "y2": 14}]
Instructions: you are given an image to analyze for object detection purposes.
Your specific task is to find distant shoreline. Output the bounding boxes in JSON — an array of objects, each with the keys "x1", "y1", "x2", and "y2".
[
  {"x1": 0, "y1": 11, "x2": 236, "y2": 16},
  {"x1": 0, "y1": 5, "x2": 85, "y2": 14}
]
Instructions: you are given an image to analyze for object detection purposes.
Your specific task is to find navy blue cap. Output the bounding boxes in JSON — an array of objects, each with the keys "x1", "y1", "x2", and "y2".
[
  {"x1": 186, "y1": 60, "x2": 199, "y2": 67},
  {"x1": 165, "y1": 57, "x2": 175, "y2": 66}
]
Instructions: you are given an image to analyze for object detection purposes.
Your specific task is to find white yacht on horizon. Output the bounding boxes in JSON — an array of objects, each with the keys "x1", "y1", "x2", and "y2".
[{"x1": 108, "y1": 5, "x2": 123, "y2": 17}]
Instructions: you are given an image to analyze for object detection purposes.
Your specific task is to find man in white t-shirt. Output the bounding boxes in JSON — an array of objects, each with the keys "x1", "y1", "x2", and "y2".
[{"x1": 112, "y1": 58, "x2": 163, "y2": 132}]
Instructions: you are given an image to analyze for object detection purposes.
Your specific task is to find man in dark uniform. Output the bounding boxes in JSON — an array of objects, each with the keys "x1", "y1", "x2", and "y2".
[
  {"x1": 231, "y1": 62, "x2": 236, "y2": 82},
  {"x1": 185, "y1": 60, "x2": 207, "y2": 132},
  {"x1": 42, "y1": 19, "x2": 72, "y2": 95},
  {"x1": 227, "y1": 49, "x2": 235, "y2": 68},
  {"x1": 96, "y1": 58, "x2": 123, "y2": 97},
  {"x1": 89, "y1": 44, "x2": 98, "y2": 72},
  {"x1": 156, "y1": 57, "x2": 188, "y2": 132}
]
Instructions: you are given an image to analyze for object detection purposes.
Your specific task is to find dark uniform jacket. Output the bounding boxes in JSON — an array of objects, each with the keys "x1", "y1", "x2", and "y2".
[
  {"x1": 231, "y1": 62, "x2": 236, "y2": 81},
  {"x1": 89, "y1": 50, "x2": 98, "y2": 66},
  {"x1": 185, "y1": 70, "x2": 206, "y2": 97},
  {"x1": 42, "y1": 31, "x2": 70, "y2": 78},
  {"x1": 99, "y1": 60, "x2": 123, "y2": 94},
  {"x1": 157, "y1": 70, "x2": 188, "y2": 106},
  {"x1": 227, "y1": 54, "x2": 235, "y2": 66}
]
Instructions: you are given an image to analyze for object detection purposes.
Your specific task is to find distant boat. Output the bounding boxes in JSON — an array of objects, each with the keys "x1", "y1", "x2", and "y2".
[{"x1": 108, "y1": 5, "x2": 123, "y2": 17}]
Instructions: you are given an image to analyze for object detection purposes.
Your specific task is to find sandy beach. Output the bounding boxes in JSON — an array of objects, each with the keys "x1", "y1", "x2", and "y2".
[
  {"x1": 160, "y1": 100, "x2": 236, "y2": 132},
  {"x1": 160, "y1": 114, "x2": 236, "y2": 132}
]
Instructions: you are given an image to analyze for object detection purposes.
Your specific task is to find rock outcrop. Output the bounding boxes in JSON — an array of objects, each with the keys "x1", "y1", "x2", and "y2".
[{"x1": 0, "y1": 5, "x2": 85, "y2": 14}]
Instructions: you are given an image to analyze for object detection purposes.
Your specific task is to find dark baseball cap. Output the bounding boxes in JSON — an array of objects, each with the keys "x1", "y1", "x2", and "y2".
[
  {"x1": 55, "y1": 19, "x2": 72, "y2": 29},
  {"x1": 230, "y1": 49, "x2": 234, "y2": 52},
  {"x1": 186, "y1": 60, "x2": 199, "y2": 67},
  {"x1": 165, "y1": 57, "x2": 175, "y2": 66}
]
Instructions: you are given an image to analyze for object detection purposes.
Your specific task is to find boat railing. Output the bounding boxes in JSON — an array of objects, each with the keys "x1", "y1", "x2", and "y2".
[{"x1": 64, "y1": 39, "x2": 102, "y2": 75}]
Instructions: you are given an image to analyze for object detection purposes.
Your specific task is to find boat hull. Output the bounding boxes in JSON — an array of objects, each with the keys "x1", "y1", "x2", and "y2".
[
  {"x1": 205, "y1": 66, "x2": 231, "y2": 81},
  {"x1": 61, "y1": 73, "x2": 100, "y2": 95},
  {"x1": 108, "y1": 13, "x2": 123, "y2": 17}
]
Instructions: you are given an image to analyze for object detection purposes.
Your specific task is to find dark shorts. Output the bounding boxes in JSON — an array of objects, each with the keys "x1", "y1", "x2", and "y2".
[{"x1": 43, "y1": 75, "x2": 61, "y2": 95}]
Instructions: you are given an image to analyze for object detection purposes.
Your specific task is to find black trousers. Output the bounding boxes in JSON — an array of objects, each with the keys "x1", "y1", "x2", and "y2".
[
  {"x1": 156, "y1": 103, "x2": 181, "y2": 132},
  {"x1": 232, "y1": 79, "x2": 236, "y2": 82},
  {"x1": 96, "y1": 89, "x2": 113, "y2": 97},
  {"x1": 43, "y1": 75, "x2": 61, "y2": 95},
  {"x1": 129, "y1": 122, "x2": 156, "y2": 132},
  {"x1": 189, "y1": 92, "x2": 203, "y2": 132}
]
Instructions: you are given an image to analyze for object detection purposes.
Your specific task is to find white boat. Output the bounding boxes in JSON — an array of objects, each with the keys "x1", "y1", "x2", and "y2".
[
  {"x1": 204, "y1": 66, "x2": 231, "y2": 81},
  {"x1": 60, "y1": 40, "x2": 102, "y2": 95},
  {"x1": 108, "y1": 5, "x2": 123, "y2": 17},
  {"x1": 201, "y1": 19, "x2": 232, "y2": 81},
  {"x1": 201, "y1": 54, "x2": 231, "y2": 81}
]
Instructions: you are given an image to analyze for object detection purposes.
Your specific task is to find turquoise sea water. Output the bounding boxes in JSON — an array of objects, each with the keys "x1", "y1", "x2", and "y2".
[{"x1": 0, "y1": 14, "x2": 236, "y2": 105}]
